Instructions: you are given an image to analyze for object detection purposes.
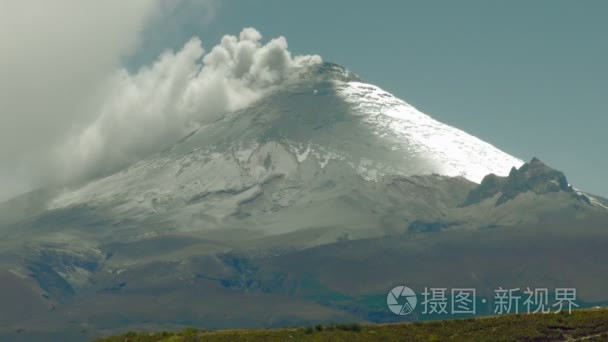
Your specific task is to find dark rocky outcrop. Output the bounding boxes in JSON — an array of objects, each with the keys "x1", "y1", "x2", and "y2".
[{"x1": 463, "y1": 158, "x2": 577, "y2": 206}]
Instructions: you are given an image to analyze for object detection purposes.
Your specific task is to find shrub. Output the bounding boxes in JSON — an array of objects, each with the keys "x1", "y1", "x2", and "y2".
[{"x1": 335, "y1": 322, "x2": 362, "y2": 332}]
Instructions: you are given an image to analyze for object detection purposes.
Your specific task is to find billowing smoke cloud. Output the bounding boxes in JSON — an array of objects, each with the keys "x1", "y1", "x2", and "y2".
[
  {"x1": 0, "y1": 0, "x2": 162, "y2": 201},
  {"x1": 3, "y1": 24, "x2": 321, "y2": 199}
]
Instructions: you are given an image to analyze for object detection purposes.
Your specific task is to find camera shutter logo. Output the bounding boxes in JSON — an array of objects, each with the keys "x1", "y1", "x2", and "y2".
[{"x1": 387, "y1": 286, "x2": 418, "y2": 315}]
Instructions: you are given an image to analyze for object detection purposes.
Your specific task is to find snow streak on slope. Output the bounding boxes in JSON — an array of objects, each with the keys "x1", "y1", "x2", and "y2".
[{"x1": 335, "y1": 81, "x2": 524, "y2": 183}]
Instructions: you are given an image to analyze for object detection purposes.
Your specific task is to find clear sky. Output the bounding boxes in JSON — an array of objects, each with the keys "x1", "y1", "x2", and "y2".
[{"x1": 131, "y1": 0, "x2": 607, "y2": 196}]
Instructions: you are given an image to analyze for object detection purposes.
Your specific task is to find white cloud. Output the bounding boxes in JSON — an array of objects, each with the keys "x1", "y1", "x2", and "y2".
[
  {"x1": 53, "y1": 28, "x2": 321, "y2": 184},
  {"x1": 0, "y1": 1, "x2": 160, "y2": 201},
  {"x1": 0, "y1": 8, "x2": 321, "y2": 202}
]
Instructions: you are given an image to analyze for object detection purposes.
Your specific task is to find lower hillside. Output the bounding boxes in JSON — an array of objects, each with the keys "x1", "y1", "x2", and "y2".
[{"x1": 97, "y1": 308, "x2": 608, "y2": 342}]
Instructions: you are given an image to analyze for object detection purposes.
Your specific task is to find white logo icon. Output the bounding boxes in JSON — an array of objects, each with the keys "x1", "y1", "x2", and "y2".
[{"x1": 387, "y1": 286, "x2": 417, "y2": 315}]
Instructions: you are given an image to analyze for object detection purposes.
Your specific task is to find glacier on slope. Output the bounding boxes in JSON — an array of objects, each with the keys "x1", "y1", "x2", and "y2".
[
  {"x1": 47, "y1": 63, "x2": 525, "y2": 236},
  {"x1": 335, "y1": 80, "x2": 524, "y2": 183}
]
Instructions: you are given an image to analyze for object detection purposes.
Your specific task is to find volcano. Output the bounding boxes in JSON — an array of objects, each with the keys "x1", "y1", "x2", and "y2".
[{"x1": 0, "y1": 62, "x2": 607, "y2": 341}]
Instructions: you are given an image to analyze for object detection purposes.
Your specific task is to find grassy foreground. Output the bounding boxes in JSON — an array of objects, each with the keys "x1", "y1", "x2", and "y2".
[{"x1": 96, "y1": 308, "x2": 608, "y2": 342}]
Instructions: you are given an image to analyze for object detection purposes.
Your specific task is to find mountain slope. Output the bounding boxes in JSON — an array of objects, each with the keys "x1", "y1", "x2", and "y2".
[
  {"x1": 23, "y1": 63, "x2": 523, "y2": 239},
  {"x1": 0, "y1": 62, "x2": 606, "y2": 341}
]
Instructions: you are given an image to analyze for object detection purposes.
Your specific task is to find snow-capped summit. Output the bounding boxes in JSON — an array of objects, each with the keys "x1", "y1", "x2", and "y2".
[
  {"x1": 333, "y1": 75, "x2": 524, "y2": 183},
  {"x1": 46, "y1": 62, "x2": 526, "y2": 235},
  {"x1": 298, "y1": 62, "x2": 525, "y2": 182}
]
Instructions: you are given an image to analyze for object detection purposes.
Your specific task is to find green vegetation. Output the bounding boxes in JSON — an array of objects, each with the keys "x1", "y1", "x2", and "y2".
[{"x1": 95, "y1": 308, "x2": 608, "y2": 341}]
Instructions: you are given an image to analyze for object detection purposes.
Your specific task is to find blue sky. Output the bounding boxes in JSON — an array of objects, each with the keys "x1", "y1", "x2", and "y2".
[{"x1": 127, "y1": 0, "x2": 608, "y2": 196}]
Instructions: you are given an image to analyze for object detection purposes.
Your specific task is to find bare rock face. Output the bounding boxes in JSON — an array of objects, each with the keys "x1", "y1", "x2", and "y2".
[{"x1": 463, "y1": 157, "x2": 581, "y2": 206}]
